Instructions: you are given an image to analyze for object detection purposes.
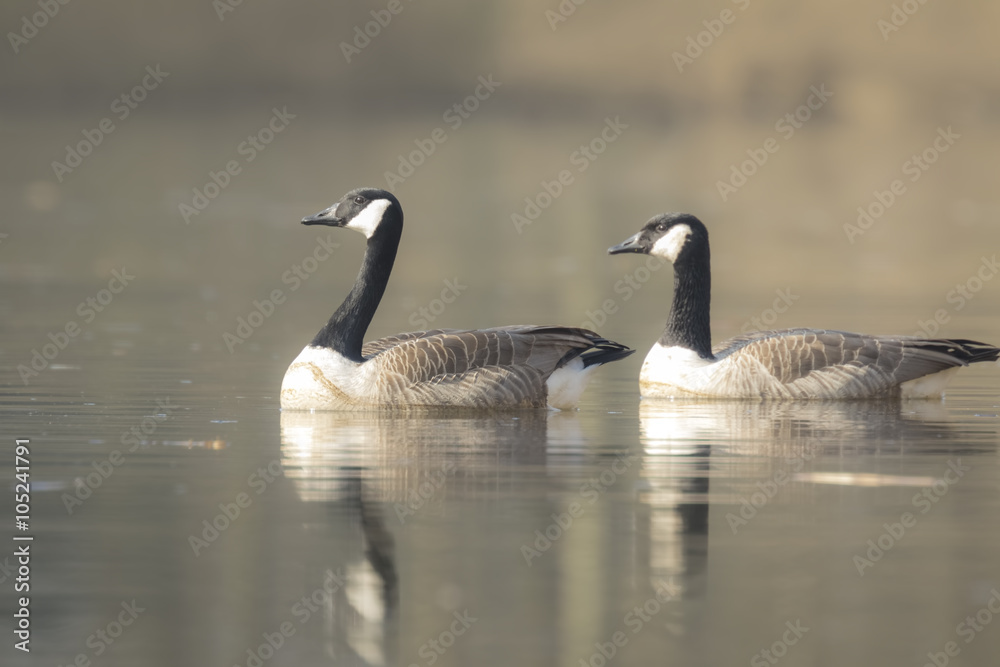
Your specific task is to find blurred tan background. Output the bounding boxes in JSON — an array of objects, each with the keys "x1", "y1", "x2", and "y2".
[
  {"x1": 3, "y1": 0, "x2": 999, "y2": 370},
  {"x1": 3, "y1": 8, "x2": 1000, "y2": 666}
]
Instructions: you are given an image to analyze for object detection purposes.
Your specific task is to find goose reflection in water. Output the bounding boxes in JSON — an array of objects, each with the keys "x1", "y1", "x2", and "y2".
[
  {"x1": 636, "y1": 398, "x2": 986, "y2": 598},
  {"x1": 275, "y1": 398, "x2": 991, "y2": 665},
  {"x1": 280, "y1": 411, "x2": 401, "y2": 667},
  {"x1": 279, "y1": 409, "x2": 554, "y2": 666}
]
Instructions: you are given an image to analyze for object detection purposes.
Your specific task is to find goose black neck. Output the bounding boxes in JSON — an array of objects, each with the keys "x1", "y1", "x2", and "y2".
[
  {"x1": 660, "y1": 246, "x2": 713, "y2": 359},
  {"x1": 311, "y1": 227, "x2": 400, "y2": 362}
]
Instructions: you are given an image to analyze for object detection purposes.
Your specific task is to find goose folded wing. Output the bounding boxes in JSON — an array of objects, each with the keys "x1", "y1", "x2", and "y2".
[
  {"x1": 402, "y1": 365, "x2": 550, "y2": 408},
  {"x1": 365, "y1": 326, "x2": 608, "y2": 386},
  {"x1": 715, "y1": 329, "x2": 980, "y2": 390},
  {"x1": 362, "y1": 329, "x2": 454, "y2": 357}
]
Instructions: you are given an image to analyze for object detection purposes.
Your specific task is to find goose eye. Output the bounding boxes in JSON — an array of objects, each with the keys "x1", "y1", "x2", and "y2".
[
  {"x1": 354, "y1": 196, "x2": 366, "y2": 205},
  {"x1": 657, "y1": 223, "x2": 667, "y2": 232}
]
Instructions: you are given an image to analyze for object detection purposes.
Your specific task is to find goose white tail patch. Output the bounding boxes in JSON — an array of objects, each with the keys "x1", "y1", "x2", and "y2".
[
  {"x1": 650, "y1": 224, "x2": 692, "y2": 262},
  {"x1": 347, "y1": 199, "x2": 392, "y2": 238},
  {"x1": 900, "y1": 367, "x2": 959, "y2": 398},
  {"x1": 546, "y1": 357, "x2": 600, "y2": 410}
]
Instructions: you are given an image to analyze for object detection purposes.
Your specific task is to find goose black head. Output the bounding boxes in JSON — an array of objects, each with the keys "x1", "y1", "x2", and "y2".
[
  {"x1": 301, "y1": 187, "x2": 403, "y2": 240},
  {"x1": 608, "y1": 213, "x2": 708, "y2": 264}
]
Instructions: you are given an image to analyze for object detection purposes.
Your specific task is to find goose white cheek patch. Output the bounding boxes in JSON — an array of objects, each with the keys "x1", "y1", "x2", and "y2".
[
  {"x1": 650, "y1": 224, "x2": 692, "y2": 262},
  {"x1": 346, "y1": 199, "x2": 392, "y2": 238}
]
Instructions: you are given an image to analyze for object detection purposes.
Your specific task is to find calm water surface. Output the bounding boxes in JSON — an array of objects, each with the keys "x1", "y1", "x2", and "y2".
[
  {"x1": 3, "y1": 286, "x2": 1000, "y2": 667},
  {"x1": 6, "y1": 3, "x2": 1000, "y2": 663}
]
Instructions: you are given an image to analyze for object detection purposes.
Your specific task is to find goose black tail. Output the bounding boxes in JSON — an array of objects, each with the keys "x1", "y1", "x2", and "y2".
[
  {"x1": 951, "y1": 339, "x2": 1000, "y2": 364},
  {"x1": 907, "y1": 338, "x2": 1000, "y2": 365},
  {"x1": 580, "y1": 339, "x2": 635, "y2": 368}
]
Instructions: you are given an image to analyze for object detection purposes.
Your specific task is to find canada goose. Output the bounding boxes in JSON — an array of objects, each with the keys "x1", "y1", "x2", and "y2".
[
  {"x1": 608, "y1": 213, "x2": 999, "y2": 399},
  {"x1": 280, "y1": 187, "x2": 633, "y2": 410}
]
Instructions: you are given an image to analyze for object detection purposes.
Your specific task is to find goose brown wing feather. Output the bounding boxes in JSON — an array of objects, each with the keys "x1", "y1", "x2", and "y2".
[
  {"x1": 365, "y1": 326, "x2": 627, "y2": 387},
  {"x1": 398, "y1": 365, "x2": 551, "y2": 408},
  {"x1": 715, "y1": 329, "x2": 997, "y2": 394},
  {"x1": 361, "y1": 329, "x2": 454, "y2": 357}
]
